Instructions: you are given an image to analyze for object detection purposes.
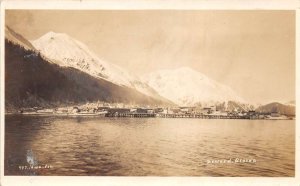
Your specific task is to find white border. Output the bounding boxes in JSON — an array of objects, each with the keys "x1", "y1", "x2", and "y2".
[
  {"x1": 0, "y1": 1, "x2": 299, "y2": 186},
  {"x1": 1, "y1": 0, "x2": 5, "y2": 184},
  {"x1": 1, "y1": 0, "x2": 299, "y2": 10}
]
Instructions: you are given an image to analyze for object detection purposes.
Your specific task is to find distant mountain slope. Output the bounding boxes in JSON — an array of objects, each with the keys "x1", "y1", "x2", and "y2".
[
  {"x1": 30, "y1": 31, "x2": 169, "y2": 103},
  {"x1": 212, "y1": 101, "x2": 255, "y2": 112},
  {"x1": 256, "y1": 102, "x2": 295, "y2": 116},
  {"x1": 5, "y1": 26, "x2": 35, "y2": 50},
  {"x1": 5, "y1": 28, "x2": 169, "y2": 111},
  {"x1": 285, "y1": 100, "x2": 295, "y2": 107},
  {"x1": 142, "y1": 67, "x2": 245, "y2": 106}
]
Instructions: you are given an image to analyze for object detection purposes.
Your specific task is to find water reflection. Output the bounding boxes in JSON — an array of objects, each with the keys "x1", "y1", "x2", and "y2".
[{"x1": 5, "y1": 115, "x2": 295, "y2": 176}]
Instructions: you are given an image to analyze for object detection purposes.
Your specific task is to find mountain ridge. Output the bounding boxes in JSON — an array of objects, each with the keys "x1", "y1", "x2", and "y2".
[
  {"x1": 256, "y1": 102, "x2": 295, "y2": 116},
  {"x1": 30, "y1": 31, "x2": 170, "y2": 103},
  {"x1": 142, "y1": 67, "x2": 245, "y2": 106},
  {"x1": 5, "y1": 26, "x2": 171, "y2": 111},
  {"x1": 5, "y1": 26, "x2": 36, "y2": 50},
  {"x1": 5, "y1": 27, "x2": 296, "y2": 112}
]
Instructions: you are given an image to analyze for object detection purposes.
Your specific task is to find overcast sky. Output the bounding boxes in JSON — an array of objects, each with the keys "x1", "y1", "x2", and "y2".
[{"x1": 5, "y1": 10, "x2": 295, "y2": 104}]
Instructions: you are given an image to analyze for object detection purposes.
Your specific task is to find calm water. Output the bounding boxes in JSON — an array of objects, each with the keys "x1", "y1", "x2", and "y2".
[{"x1": 5, "y1": 115, "x2": 295, "y2": 176}]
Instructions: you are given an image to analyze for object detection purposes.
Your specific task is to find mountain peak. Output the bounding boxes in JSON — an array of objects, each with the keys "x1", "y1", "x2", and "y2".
[
  {"x1": 143, "y1": 67, "x2": 245, "y2": 106},
  {"x1": 39, "y1": 31, "x2": 70, "y2": 40},
  {"x1": 31, "y1": 31, "x2": 96, "y2": 62}
]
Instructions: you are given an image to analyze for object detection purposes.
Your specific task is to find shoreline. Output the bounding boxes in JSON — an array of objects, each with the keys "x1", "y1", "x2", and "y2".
[{"x1": 4, "y1": 113, "x2": 295, "y2": 120}]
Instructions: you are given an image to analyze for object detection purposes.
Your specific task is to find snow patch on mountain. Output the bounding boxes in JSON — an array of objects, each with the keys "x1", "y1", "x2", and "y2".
[{"x1": 31, "y1": 32, "x2": 133, "y2": 86}]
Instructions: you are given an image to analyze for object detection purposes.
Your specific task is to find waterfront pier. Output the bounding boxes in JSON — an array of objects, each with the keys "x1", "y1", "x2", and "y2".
[
  {"x1": 105, "y1": 112, "x2": 250, "y2": 119},
  {"x1": 105, "y1": 112, "x2": 156, "y2": 118},
  {"x1": 156, "y1": 113, "x2": 249, "y2": 119}
]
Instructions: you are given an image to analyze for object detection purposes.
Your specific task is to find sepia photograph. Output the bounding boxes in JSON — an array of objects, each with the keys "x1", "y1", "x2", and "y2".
[{"x1": 1, "y1": 7, "x2": 296, "y2": 180}]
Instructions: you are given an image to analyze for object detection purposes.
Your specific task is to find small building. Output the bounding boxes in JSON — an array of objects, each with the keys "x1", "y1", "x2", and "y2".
[
  {"x1": 72, "y1": 107, "x2": 80, "y2": 113},
  {"x1": 108, "y1": 108, "x2": 131, "y2": 114},
  {"x1": 271, "y1": 112, "x2": 280, "y2": 117},
  {"x1": 36, "y1": 109, "x2": 54, "y2": 113},
  {"x1": 136, "y1": 108, "x2": 148, "y2": 113},
  {"x1": 56, "y1": 108, "x2": 68, "y2": 113},
  {"x1": 20, "y1": 108, "x2": 36, "y2": 113},
  {"x1": 96, "y1": 107, "x2": 110, "y2": 111},
  {"x1": 154, "y1": 108, "x2": 164, "y2": 113},
  {"x1": 210, "y1": 106, "x2": 216, "y2": 112},
  {"x1": 161, "y1": 108, "x2": 173, "y2": 114},
  {"x1": 147, "y1": 109, "x2": 154, "y2": 114},
  {"x1": 202, "y1": 107, "x2": 212, "y2": 114},
  {"x1": 170, "y1": 108, "x2": 181, "y2": 114},
  {"x1": 130, "y1": 108, "x2": 137, "y2": 113},
  {"x1": 213, "y1": 111, "x2": 228, "y2": 116},
  {"x1": 179, "y1": 107, "x2": 196, "y2": 114},
  {"x1": 248, "y1": 110, "x2": 256, "y2": 116}
]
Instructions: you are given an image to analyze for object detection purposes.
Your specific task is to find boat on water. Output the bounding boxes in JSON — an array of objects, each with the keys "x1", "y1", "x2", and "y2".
[
  {"x1": 266, "y1": 115, "x2": 289, "y2": 120},
  {"x1": 61, "y1": 111, "x2": 108, "y2": 116}
]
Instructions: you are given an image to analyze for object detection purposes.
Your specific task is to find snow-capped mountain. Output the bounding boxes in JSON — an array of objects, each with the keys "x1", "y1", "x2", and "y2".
[
  {"x1": 142, "y1": 67, "x2": 245, "y2": 106},
  {"x1": 5, "y1": 26, "x2": 170, "y2": 109},
  {"x1": 30, "y1": 31, "x2": 167, "y2": 102}
]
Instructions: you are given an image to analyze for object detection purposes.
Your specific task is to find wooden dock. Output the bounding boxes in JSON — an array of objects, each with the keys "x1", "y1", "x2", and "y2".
[
  {"x1": 105, "y1": 112, "x2": 156, "y2": 118},
  {"x1": 156, "y1": 113, "x2": 250, "y2": 119},
  {"x1": 105, "y1": 112, "x2": 250, "y2": 119}
]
